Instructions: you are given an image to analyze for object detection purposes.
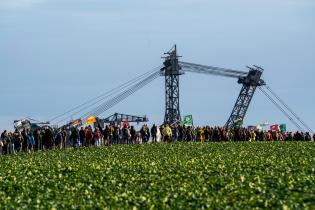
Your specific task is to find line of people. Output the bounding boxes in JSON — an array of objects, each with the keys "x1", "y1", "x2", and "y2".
[{"x1": 1, "y1": 123, "x2": 314, "y2": 155}]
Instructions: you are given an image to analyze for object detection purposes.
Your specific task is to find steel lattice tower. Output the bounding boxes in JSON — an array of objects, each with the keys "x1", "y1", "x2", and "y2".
[
  {"x1": 161, "y1": 45, "x2": 183, "y2": 125},
  {"x1": 225, "y1": 66, "x2": 265, "y2": 128}
]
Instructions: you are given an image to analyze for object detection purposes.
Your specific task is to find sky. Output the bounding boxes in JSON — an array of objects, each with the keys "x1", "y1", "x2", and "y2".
[{"x1": 0, "y1": 0, "x2": 314, "y2": 131}]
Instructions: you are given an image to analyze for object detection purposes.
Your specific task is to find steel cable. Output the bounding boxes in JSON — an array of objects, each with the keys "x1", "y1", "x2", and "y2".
[
  {"x1": 52, "y1": 66, "x2": 161, "y2": 126},
  {"x1": 81, "y1": 70, "x2": 160, "y2": 120},
  {"x1": 258, "y1": 86, "x2": 304, "y2": 131},
  {"x1": 265, "y1": 85, "x2": 313, "y2": 133}
]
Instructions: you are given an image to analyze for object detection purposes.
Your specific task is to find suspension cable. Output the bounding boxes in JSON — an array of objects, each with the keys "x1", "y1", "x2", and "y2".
[
  {"x1": 265, "y1": 85, "x2": 313, "y2": 133},
  {"x1": 81, "y1": 70, "x2": 160, "y2": 120},
  {"x1": 54, "y1": 69, "x2": 160, "y2": 126},
  {"x1": 50, "y1": 66, "x2": 161, "y2": 124},
  {"x1": 258, "y1": 86, "x2": 304, "y2": 131},
  {"x1": 89, "y1": 72, "x2": 159, "y2": 118}
]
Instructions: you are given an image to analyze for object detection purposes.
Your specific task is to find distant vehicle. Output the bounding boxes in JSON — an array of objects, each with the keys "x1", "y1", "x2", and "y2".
[
  {"x1": 14, "y1": 118, "x2": 50, "y2": 132},
  {"x1": 59, "y1": 119, "x2": 83, "y2": 130}
]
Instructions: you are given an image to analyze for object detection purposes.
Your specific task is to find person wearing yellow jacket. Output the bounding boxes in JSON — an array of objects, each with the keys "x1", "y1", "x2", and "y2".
[
  {"x1": 200, "y1": 127, "x2": 205, "y2": 143},
  {"x1": 250, "y1": 130, "x2": 256, "y2": 142},
  {"x1": 162, "y1": 125, "x2": 172, "y2": 143}
]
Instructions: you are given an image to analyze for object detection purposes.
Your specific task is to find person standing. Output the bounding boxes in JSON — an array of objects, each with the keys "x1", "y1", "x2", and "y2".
[
  {"x1": 122, "y1": 125, "x2": 130, "y2": 144},
  {"x1": 94, "y1": 128, "x2": 102, "y2": 147},
  {"x1": 6, "y1": 132, "x2": 15, "y2": 154},
  {"x1": 21, "y1": 129, "x2": 28, "y2": 151},
  {"x1": 48, "y1": 128, "x2": 55, "y2": 149},
  {"x1": 0, "y1": 135, "x2": 3, "y2": 155},
  {"x1": 177, "y1": 125, "x2": 183, "y2": 142},
  {"x1": 151, "y1": 124, "x2": 157, "y2": 143},
  {"x1": 171, "y1": 125, "x2": 179, "y2": 143},
  {"x1": 130, "y1": 126, "x2": 136, "y2": 144},
  {"x1": 79, "y1": 127, "x2": 86, "y2": 147},
  {"x1": 13, "y1": 129, "x2": 23, "y2": 153},
  {"x1": 135, "y1": 131, "x2": 141, "y2": 144},
  {"x1": 1, "y1": 131, "x2": 8, "y2": 154},
  {"x1": 113, "y1": 126, "x2": 120, "y2": 145},
  {"x1": 0, "y1": 130, "x2": 5, "y2": 155},
  {"x1": 39, "y1": 129, "x2": 45, "y2": 150},
  {"x1": 162, "y1": 124, "x2": 172, "y2": 143},
  {"x1": 33, "y1": 129, "x2": 41, "y2": 151},
  {"x1": 27, "y1": 130, "x2": 35, "y2": 152},
  {"x1": 55, "y1": 130, "x2": 63, "y2": 149},
  {"x1": 42, "y1": 128, "x2": 52, "y2": 149},
  {"x1": 103, "y1": 125, "x2": 110, "y2": 146},
  {"x1": 159, "y1": 126, "x2": 164, "y2": 142},
  {"x1": 61, "y1": 128, "x2": 67, "y2": 149},
  {"x1": 250, "y1": 130, "x2": 257, "y2": 142},
  {"x1": 192, "y1": 127, "x2": 196, "y2": 142},
  {"x1": 85, "y1": 127, "x2": 93, "y2": 146},
  {"x1": 140, "y1": 125, "x2": 150, "y2": 143},
  {"x1": 185, "y1": 127, "x2": 192, "y2": 142},
  {"x1": 304, "y1": 132, "x2": 312, "y2": 141},
  {"x1": 70, "y1": 128, "x2": 79, "y2": 148},
  {"x1": 196, "y1": 127, "x2": 202, "y2": 142}
]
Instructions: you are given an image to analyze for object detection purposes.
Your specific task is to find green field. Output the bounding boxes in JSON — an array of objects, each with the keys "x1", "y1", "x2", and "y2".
[{"x1": 0, "y1": 142, "x2": 314, "y2": 209}]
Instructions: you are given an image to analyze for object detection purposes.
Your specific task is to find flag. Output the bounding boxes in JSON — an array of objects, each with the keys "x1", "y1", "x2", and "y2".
[
  {"x1": 86, "y1": 116, "x2": 97, "y2": 125},
  {"x1": 181, "y1": 115, "x2": 193, "y2": 126},
  {"x1": 123, "y1": 120, "x2": 129, "y2": 127},
  {"x1": 280, "y1": 124, "x2": 287, "y2": 132},
  {"x1": 270, "y1": 124, "x2": 280, "y2": 131}
]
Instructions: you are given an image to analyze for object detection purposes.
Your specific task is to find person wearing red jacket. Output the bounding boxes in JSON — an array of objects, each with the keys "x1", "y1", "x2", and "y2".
[
  {"x1": 85, "y1": 127, "x2": 93, "y2": 146},
  {"x1": 94, "y1": 128, "x2": 102, "y2": 147}
]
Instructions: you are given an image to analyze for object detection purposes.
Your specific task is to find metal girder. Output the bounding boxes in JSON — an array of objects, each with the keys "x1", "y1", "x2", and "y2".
[
  {"x1": 99, "y1": 113, "x2": 148, "y2": 126},
  {"x1": 161, "y1": 45, "x2": 183, "y2": 125},
  {"x1": 179, "y1": 61, "x2": 247, "y2": 78},
  {"x1": 160, "y1": 46, "x2": 265, "y2": 128},
  {"x1": 164, "y1": 75, "x2": 181, "y2": 124},
  {"x1": 225, "y1": 85, "x2": 258, "y2": 128},
  {"x1": 225, "y1": 67, "x2": 265, "y2": 128}
]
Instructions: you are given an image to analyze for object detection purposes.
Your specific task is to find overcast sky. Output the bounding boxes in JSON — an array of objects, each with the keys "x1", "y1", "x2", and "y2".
[{"x1": 0, "y1": 0, "x2": 314, "y2": 131}]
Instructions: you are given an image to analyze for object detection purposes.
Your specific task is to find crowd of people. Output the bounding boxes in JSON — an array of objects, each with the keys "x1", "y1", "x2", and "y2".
[{"x1": 0, "y1": 123, "x2": 314, "y2": 155}]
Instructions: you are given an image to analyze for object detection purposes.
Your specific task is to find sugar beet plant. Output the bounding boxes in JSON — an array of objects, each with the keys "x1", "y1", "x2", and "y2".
[{"x1": 0, "y1": 142, "x2": 315, "y2": 209}]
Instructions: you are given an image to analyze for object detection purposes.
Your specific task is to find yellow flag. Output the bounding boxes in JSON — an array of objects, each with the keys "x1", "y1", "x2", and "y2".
[{"x1": 86, "y1": 116, "x2": 97, "y2": 125}]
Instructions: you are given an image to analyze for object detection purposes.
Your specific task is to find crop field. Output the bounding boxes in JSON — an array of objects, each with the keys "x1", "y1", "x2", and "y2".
[{"x1": 0, "y1": 142, "x2": 315, "y2": 209}]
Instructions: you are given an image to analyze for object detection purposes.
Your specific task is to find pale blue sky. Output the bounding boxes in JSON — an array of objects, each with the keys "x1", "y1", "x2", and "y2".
[{"x1": 0, "y1": 0, "x2": 314, "y2": 131}]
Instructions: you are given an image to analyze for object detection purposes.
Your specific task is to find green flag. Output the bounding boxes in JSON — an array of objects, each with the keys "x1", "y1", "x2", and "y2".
[
  {"x1": 181, "y1": 115, "x2": 193, "y2": 126},
  {"x1": 280, "y1": 124, "x2": 286, "y2": 132}
]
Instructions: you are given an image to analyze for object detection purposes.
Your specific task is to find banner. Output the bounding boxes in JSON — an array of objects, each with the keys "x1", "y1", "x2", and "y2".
[
  {"x1": 181, "y1": 115, "x2": 193, "y2": 126},
  {"x1": 280, "y1": 124, "x2": 287, "y2": 133},
  {"x1": 86, "y1": 116, "x2": 97, "y2": 125},
  {"x1": 270, "y1": 124, "x2": 280, "y2": 131},
  {"x1": 123, "y1": 120, "x2": 129, "y2": 127}
]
